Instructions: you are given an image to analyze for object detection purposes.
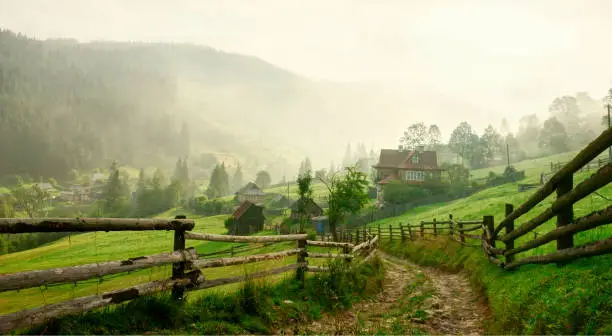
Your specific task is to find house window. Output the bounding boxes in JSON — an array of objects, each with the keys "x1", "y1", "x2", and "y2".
[{"x1": 404, "y1": 171, "x2": 425, "y2": 181}]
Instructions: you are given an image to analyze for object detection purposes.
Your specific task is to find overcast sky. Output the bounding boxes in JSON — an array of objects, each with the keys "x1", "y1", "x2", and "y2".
[{"x1": 2, "y1": 0, "x2": 612, "y2": 129}]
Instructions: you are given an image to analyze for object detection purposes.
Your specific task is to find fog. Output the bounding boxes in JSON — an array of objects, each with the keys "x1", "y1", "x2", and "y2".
[{"x1": 1, "y1": 0, "x2": 612, "y2": 178}]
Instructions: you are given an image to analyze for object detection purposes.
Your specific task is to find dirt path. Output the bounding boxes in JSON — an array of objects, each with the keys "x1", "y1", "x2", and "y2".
[{"x1": 285, "y1": 251, "x2": 489, "y2": 335}]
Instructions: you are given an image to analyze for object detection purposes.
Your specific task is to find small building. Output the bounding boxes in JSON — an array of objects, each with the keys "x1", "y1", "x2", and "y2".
[
  {"x1": 228, "y1": 201, "x2": 265, "y2": 235},
  {"x1": 290, "y1": 198, "x2": 324, "y2": 221},
  {"x1": 235, "y1": 182, "x2": 266, "y2": 204},
  {"x1": 269, "y1": 194, "x2": 293, "y2": 209}
]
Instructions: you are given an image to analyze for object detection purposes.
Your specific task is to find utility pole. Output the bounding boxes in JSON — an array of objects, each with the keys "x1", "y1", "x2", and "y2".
[{"x1": 506, "y1": 143, "x2": 510, "y2": 167}]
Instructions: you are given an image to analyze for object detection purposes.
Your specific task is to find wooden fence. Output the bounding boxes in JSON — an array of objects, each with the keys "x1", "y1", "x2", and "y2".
[
  {"x1": 0, "y1": 217, "x2": 378, "y2": 333},
  {"x1": 355, "y1": 128, "x2": 612, "y2": 271}
]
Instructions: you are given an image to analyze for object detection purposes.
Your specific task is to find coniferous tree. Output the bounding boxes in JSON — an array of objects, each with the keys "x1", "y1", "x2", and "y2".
[{"x1": 231, "y1": 164, "x2": 244, "y2": 192}]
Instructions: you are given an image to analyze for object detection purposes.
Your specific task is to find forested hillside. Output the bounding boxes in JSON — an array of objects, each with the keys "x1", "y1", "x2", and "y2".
[{"x1": 0, "y1": 30, "x2": 320, "y2": 181}]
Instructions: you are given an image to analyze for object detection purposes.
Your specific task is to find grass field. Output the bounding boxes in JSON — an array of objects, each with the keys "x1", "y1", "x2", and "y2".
[
  {"x1": 0, "y1": 207, "x2": 343, "y2": 315},
  {"x1": 370, "y1": 157, "x2": 612, "y2": 333}
]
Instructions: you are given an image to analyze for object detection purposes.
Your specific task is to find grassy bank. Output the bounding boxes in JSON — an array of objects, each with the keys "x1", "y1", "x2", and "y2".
[
  {"x1": 383, "y1": 238, "x2": 612, "y2": 334},
  {"x1": 21, "y1": 257, "x2": 384, "y2": 335}
]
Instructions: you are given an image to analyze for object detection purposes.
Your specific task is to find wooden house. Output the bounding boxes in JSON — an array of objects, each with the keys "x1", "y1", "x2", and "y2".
[
  {"x1": 290, "y1": 198, "x2": 324, "y2": 221},
  {"x1": 235, "y1": 182, "x2": 266, "y2": 204},
  {"x1": 228, "y1": 201, "x2": 265, "y2": 235}
]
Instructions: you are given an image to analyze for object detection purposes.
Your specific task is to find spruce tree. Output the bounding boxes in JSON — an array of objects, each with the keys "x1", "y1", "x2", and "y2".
[{"x1": 232, "y1": 164, "x2": 244, "y2": 192}]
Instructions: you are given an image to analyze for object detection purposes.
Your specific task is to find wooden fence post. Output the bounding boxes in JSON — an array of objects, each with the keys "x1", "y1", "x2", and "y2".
[
  {"x1": 296, "y1": 237, "x2": 307, "y2": 285},
  {"x1": 484, "y1": 215, "x2": 495, "y2": 249},
  {"x1": 457, "y1": 219, "x2": 465, "y2": 243},
  {"x1": 400, "y1": 224, "x2": 406, "y2": 243},
  {"x1": 556, "y1": 175, "x2": 574, "y2": 253},
  {"x1": 420, "y1": 221, "x2": 424, "y2": 238},
  {"x1": 171, "y1": 215, "x2": 187, "y2": 301},
  {"x1": 389, "y1": 225, "x2": 393, "y2": 242},
  {"x1": 505, "y1": 204, "x2": 515, "y2": 264},
  {"x1": 433, "y1": 218, "x2": 437, "y2": 236},
  {"x1": 378, "y1": 224, "x2": 381, "y2": 240},
  {"x1": 407, "y1": 224, "x2": 413, "y2": 240},
  {"x1": 449, "y1": 214, "x2": 454, "y2": 238}
]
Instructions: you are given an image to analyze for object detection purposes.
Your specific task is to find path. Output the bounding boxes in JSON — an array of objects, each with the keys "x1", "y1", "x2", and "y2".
[{"x1": 283, "y1": 251, "x2": 489, "y2": 335}]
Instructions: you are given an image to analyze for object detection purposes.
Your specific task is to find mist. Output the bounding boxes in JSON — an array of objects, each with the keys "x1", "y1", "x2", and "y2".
[{"x1": 1, "y1": 0, "x2": 612, "y2": 180}]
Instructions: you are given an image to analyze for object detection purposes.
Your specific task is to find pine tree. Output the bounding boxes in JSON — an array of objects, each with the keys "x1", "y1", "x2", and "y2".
[
  {"x1": 342, "y1": 144, "x2": 353, "y2": 168},
  {"x1": 304, "y1": 157, "x2": 312, "y2": 175},
  {"x1": 218, "y1": 163, "x2": 230, "y2": 196},
  {"x1": 231, "y1": 164, "x2": 244, "y2": 192},
  {"x1": 137, "y1": 168, "x2": 146, "y2": 196},
  {"x1": 102, "y1": 161, "x2": 129, "y2": 216}
]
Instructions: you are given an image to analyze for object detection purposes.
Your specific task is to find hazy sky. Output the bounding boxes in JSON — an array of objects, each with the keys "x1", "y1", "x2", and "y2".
[{"x1": 2, "y1": 0, "x2": 612, "y2": 128}]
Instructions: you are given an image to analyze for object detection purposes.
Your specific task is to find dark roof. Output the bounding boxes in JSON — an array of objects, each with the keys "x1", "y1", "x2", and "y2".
[
  {"x1": 233, "y1": 201, "x2": 259, "y2": 220},
  {"x1": 236, "y1": 182, "x2": 266, "y2": 196},
  {"x1": 373, "y1": 149, "x2": 440, "y2": 171},
  {"x1": 291, "y1": 198, "x2": 323, "y2": 212}
]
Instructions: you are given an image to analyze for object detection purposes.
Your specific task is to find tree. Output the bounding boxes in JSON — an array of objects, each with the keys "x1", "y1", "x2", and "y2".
[
  {"x1": 399, "y1": 122, "x2": 427, "y2": 150},
  {"x1": 548, "y1": 96, "x2": 582, "y2": 133},
  {"x1": 480, "y1": 125, "x2": 503, "y2": 164},
  {"x1": 101, "y1": 161, "x2": 130, "y2": 216},
  {"x1": 342, "y1": 144, "x2": 353, "y2": 168},
  {"x1": 255, "y1": 170, "x2": 272, "y2": 188},
  {"x1": 0, "y1": 195, "x2": 16, "y2": 218},
  {"x1": 539, "y1": 117, "x2": 569, "y2": 154},
  {"x1": 231, "y1": 164, "x2": 244, "y2": 192},
  {"x1": 500, "y1": 118, "x2": 511, "y2": 136},
  {"x1": 426, "y1": 124, "x2": 442, "y2": 150},
  {"x1": 314, "y1": 169, "x2": 327, "y2": 180},
  {"x1": 296, "y1": 169, "x2": 313, "y2": 233},
  {"x1": 206, "y1": 163, "x2": 230, "y2": 198},
  {"x1": 136, "y1": 168, "x2": 147, "y2": 196},
  {"x1": 196, "y1": 153, "x2": 218, "y2": 171},
  {"x1": 328, "y1": 161, "x2": 336, "y2": 178},
  {"x1": 320, "y1": 166, "x2": 369, "y2": 241},
  {"x1": 516, "y1": 114, "x2": 541, "y2": 157},
  {"x1": 12, "y1": 178, "x2": 50, "y2": 218},
  {"x1": 448, "y1": 122, "x2": 476, "y2": 164}
]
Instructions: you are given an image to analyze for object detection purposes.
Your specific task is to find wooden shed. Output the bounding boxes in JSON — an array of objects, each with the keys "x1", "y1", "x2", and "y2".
[
  {"x1": 228, "y1": 201, "x2": 265, "y2": 235},
  {"x1": 290, "y1": 198, "x2": 324, "y2": 221}
]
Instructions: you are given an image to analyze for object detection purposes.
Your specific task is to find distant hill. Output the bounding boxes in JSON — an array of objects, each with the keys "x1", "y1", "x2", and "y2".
[{"x1": 0, "y1": 29, "x2": 494, "y2": 182}]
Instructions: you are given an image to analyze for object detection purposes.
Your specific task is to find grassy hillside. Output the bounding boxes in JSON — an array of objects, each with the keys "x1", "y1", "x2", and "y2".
[{"x1": 368, "y1": 163, "x2": 612, "y2": 333}]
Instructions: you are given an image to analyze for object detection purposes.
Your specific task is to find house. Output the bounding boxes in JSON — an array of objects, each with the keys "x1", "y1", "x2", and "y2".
[
  {"x1": 235, "y1": 182, "x2": 266, "y2": 204},
  {"x1": 92, "y1": 173, "x2": 106, "y2": 184},
  {"x1": 269, "y1": 194, "x2": 293, "y2": 209},
  {"x1": 290, "y1": 198, "x2": 324, "y2": 221},
  {"x1": 372, "y1": 146, "x2": 444, "y2": 203},
  {"x1": 36, "y1": 182, "x2": 55, "y2": 192},
  {"x1": 227, "y1": 201, "x2": 265, "y2": 235}
]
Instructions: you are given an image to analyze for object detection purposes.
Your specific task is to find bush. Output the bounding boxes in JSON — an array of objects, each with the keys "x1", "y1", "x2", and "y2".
[{"x1": 383, "y1": 181, "x2": 430, "y2": 204}]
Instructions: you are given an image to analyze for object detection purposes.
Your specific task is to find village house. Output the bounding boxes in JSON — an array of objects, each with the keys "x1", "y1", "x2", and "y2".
[
  {"x1": 372, "y1": 146, "x2": 443, "y2": 203},
  {"x1": 235, "y1": 182, "x2": 266, "y2": 204},
  {"x1": 290, "y1": 198, "x2": 324, "y2": 221},
  {"x1": 227, "y1": 201, "x2": 265, "y2": 235}
]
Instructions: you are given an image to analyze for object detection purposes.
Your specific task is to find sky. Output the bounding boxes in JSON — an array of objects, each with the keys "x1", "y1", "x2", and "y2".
[{"x1": 2, "y1": 0, "x2": 612, "y2": 133}]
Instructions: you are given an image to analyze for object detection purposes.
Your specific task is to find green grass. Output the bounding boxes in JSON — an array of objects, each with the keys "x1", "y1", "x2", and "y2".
[
  {"x1": 20, "y1": 257, "x2": 385, "y2": 335},
  {"x1": 369, "y1": 164, "x2": 612, "y2": 334}
]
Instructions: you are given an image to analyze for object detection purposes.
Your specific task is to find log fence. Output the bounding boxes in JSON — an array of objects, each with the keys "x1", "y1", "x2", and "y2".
[{"x1": 0, "y1": 216, "x2": 379, "y2": 334}]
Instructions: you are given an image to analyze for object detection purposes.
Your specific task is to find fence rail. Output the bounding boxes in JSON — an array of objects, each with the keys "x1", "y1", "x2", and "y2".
[{"x1": 0, "y1": 217, "x2": 378, "y2": 334}]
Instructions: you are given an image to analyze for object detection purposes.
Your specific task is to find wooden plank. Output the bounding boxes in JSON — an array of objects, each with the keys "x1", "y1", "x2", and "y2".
[
  {"x1": 456, "y1": 225, "x2": 482, "y2": 233},
  {"x1": 0, "y1": 249, "x2": 198, "y2": 292},
  {"x1": 0, "y1": 218, "x2": 195, "y2": 233},
  {"x1": 186, "y1": 232, "x2": 307, "y2": 243},
  {"x1": 495, "y1": 128, "x2": 612, "y2": 236},
  {"x1": 504, "y1": 237, "x2": 612, "y2": 270},
  {"x1": 504, "y1": 205, "x2": 612, "y2": 257},
  {"x1": 306, "y1": 252, "x2": 353, "y2": 259},
  {"x1": 352, "y1": 240, "x2": 370, "y2": 254},
  {"x1": 306, "y1": 266, "x2": 329, "y2": 273},
  {"x1": 421, "y1": 220, "x2": 452, "y2": 225},
  {"x1": 192, "y1": 263, "x2": 302, "y2": 290},
  {"x1": 456, "y1": 220, "x2": 484, "y2": 225},
  {"x1": 306, "y1": 240, "x2": 354, "y2": 248},
  {"x1": 192, "y1": 249, "x2": 302, "y2": 269},
  {"x1": 500, "y1": 164, "x2": 612, "y2": 242},
  {"x1": 0, "y1": 275, "x2": 197, "y2": 334}
]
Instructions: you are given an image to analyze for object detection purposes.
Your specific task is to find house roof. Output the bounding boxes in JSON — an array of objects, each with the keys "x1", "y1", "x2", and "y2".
[
  {"x1": 373, "y1": 149, "x2": 441, "y2": 171},
  {"x1": 291, "y1": 198, "x2": 323, "y2": 212},
  {"x1": 236, "y1": 182, "x2": 266, "y2": 196},
  {"x1": 233, "y1": 201, "x2": 264, "y2": 220}
]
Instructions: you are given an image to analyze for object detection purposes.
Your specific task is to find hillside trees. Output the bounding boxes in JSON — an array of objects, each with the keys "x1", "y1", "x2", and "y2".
[
  {"x1": 481, "y1": 125, "x2": 504, "y2": 163},
  {"x1": 539, "y1": 117, "x2": 569, "y2": 155},
  {"x1": 448, "y1": 122, "x2": 477, "y2": 165},
  {"x1": 426, "y1": 124, "x2": 442, "y2": 150},
  {"x1": 100, "y1": 161, "x2": 130, "y2": 217},
  {"x1": 206, "y1": 164, "x2": 230, "y2": 199},
  {"x1": 296, "y1": 169, "x2": 314, "y2": 233},
  {"x1": 255, "y1": 170, "x2": 272, "y2": 188},
  {"x1": 231, "y1": 164, "x2": 244, "y2": 192},
  {"x1": 399, "y1": 122, "x2": 427, "y2": 150},
  {"x1": 320, "y1": 166, "x2": 369, "y2": 241}
]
